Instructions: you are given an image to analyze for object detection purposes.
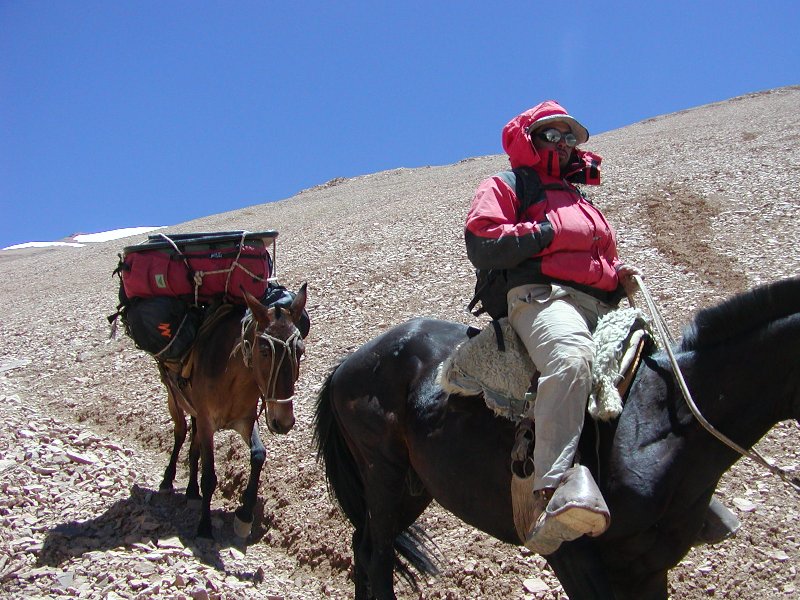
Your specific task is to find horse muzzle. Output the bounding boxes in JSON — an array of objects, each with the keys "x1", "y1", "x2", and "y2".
[{"x1": 264, "y1": 398, "x2": 295, "y2": 434}]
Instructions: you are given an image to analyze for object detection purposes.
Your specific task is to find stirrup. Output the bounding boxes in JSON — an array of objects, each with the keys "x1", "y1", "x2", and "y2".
[
  {"x1": 511, "y1": 418, "x2": 534, "y2": 476},
  {"x1": 510, "y1": 418, "x2": 537, "y2": 541},
  {"x1": 695, "y1": 496, "x2": 740, "y2": 545}
]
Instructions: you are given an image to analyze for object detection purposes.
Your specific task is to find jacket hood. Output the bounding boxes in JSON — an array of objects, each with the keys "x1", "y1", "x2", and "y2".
[{"x1": 501, "y1": 100, "x2": 601, "y2": 184}]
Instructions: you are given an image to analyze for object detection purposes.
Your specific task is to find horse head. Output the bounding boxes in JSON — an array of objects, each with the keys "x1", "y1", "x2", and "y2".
[{"x1": 242, "y1": 283, "x2": 308, "y2": 434}]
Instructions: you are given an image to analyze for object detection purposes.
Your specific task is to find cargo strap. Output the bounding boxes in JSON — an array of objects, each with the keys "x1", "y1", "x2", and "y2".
[{"x1": 153, "y1": 231, "x2": 271, "y2": 305}]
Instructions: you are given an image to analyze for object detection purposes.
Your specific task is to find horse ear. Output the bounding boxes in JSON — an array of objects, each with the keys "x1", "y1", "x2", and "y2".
[
  {"x1": 290, "y1": 283, "x2": 308, "y2": 323},
  {"x1": 243, "y1": 288, "x2": 272, "y2": 327}
]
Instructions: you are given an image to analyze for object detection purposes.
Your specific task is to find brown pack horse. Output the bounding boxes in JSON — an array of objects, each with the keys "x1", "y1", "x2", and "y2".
[
  {"x1": 314, "y1": 277, "x2": 800, "y2": 599},
  {"x1": 158, "y1": 284, "x2": 307, "y2": 539}
]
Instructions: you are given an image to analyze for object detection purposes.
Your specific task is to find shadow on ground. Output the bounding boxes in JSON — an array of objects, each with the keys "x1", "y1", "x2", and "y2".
[{"x1": 37, "y1": 484, "x2": 269, "y2": 583}]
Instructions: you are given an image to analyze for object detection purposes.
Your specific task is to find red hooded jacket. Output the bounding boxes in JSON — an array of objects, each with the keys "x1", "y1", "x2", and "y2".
[{"x1": 465, "y1": 101, "x2": 622, "y2": 303}]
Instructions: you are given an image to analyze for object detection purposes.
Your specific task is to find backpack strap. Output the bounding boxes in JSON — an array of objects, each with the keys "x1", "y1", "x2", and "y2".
[
  {"x1": 491, "y1": 319, "x2": 506, "y2": 352},
  {"x1": 511, "y1": 166, "x2": 543, "y2": 220},
  {"x1": 497, "y1": 166, "x2": 568, "y2": 221}
]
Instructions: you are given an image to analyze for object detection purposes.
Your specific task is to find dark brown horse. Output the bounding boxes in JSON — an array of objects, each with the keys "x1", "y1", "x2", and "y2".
[
  {"x1": 314, "y1": 277, "x2": 800, "y2": 599},
  {"x1": 159, "y1": 284, "x2": 307, "y2": 539}
]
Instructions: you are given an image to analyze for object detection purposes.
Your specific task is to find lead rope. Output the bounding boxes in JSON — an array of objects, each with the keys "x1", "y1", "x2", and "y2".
[
  {"x1": 633, "y1": 275, "x2": 800, "y2": 493},
  {"x1": 222, "y1": 231, "x2": 248, "y2": 298}
]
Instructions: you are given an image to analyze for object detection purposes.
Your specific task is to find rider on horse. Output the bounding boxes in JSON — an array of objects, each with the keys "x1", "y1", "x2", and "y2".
[{"x1": 465, "y1": 100, "x2": 640, "y2": 553}]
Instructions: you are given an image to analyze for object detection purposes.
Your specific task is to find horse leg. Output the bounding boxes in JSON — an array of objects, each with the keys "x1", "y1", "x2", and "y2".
[
  {"x1": 546, "y1": 537, "x2": 616, "y2": 600},
  {"x1": 233, "y1": 422, "x2": 266, "y2": 538},
  {"x1": 195, "y1": 419, "x2": 217, "y2": 538},
  {"x1": 352, "y1": 523, "x2": 373, "y2": 600},
  {"x1": 361, "y1": 467, "x2": 410, "y2": 600},
  {"x1": 185, "y1": 416, "x2": 201, "y2": 503},
  {"x1": 159, "y1": 390, "x2": 187, "y2": 493},
  {"x1": 611, "y1": 570, "x2": 668, "y2": 600}
]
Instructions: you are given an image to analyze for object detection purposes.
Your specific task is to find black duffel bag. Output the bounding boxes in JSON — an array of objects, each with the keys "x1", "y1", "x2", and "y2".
[{"x1": 122, "y1": 296, "x2": 203, "y2": 361}]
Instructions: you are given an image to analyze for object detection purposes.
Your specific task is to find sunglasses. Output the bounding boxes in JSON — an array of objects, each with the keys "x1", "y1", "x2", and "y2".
[{"x1": 532, "y1": 128, "x2": 579, "y2": 148}]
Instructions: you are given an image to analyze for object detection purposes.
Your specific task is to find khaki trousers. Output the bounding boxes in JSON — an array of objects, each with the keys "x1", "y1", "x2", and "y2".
[{"x1": 507, "y1": 283, "x2": 613, "y2": 491}]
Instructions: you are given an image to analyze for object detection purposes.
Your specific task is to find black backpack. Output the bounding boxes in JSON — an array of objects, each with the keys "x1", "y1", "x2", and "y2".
[{"x1": 467, "y1": 167, "x2": 550, "y2": 320}]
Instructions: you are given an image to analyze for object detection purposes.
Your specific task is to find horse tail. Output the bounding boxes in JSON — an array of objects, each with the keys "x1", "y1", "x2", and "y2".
[
  {"x1": 313, "y1": 361, "x2": 366, "y2": 527},
  {"x1": 313, "y1": 361, "x2": 440, "y2": 587},
  {"x1": 394, "y1": 526, "x2": 440, "y2": 585}
]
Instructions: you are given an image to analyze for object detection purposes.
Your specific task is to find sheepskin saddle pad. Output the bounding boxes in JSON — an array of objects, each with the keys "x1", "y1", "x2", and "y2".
[{"x1": 438, "y1": 307, "x2": 653, "y2": 422}]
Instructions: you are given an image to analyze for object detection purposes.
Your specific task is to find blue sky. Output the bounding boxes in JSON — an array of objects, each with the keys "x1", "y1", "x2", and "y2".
[{"x1": 2, "y1": 2, "x2": 799, "y2": 248}]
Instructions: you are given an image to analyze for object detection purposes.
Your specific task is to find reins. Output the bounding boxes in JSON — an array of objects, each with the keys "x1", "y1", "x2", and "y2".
[{"x1": 633, "y1": 275, "x2": 800, "y2": 493}]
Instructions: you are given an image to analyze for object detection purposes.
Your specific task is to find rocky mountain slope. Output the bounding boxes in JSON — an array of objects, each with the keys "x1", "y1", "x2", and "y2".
[{"x1": 1, "y1": 85, "x2": 799, "y2": 599}]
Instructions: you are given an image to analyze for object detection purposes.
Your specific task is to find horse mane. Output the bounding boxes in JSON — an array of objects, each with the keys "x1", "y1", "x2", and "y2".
[
  {"x1": 679, "y1": 276, "x2": 800, "y2": 351},
  {"x1": 230, "y1": 306, "x2": 274, "y2": 363},
  {"x1": 195, "y1": 304, "x2": 246, "y2": 378}
]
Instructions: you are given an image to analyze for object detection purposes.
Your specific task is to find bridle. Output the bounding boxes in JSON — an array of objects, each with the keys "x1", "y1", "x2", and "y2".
[
  {"x1": 634, "y1": 275, "x2": 800, "y2": 493},
  {"x1": 235, "y1": 311, "x2": 302, "y2": 411}
]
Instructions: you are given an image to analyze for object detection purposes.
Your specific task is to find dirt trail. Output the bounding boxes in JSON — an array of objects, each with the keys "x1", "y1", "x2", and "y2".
[{"x1": 1, "y1": 87, "x2": 799, "y2": 599}]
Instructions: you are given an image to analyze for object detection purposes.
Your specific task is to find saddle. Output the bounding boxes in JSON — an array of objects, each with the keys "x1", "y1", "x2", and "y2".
[
  {"x1": 438, "y1": 307, "x2": 653, "y2": 423},
  {"x1": 438, "y1": 308, "x2": 653, "y2": 552}
]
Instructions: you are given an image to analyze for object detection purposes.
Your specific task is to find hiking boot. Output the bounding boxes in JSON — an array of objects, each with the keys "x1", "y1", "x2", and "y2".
[
  {"x1": 525, "y1": 465, "x2": 611, "y2": 555},
  {"x1": 525, "y1": 489, "x2": 574, "y2": 555}
]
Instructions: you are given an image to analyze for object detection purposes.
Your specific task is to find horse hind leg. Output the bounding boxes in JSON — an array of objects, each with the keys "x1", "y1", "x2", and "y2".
[
  {"x1": 360, "y1": 466, "x2": 433, "y2": 600},
  {"x1": 184, "y1": 416, "x2": 201, "y2": 505},
  {"x1": 233, "y1": 422, "x2": 266, "y2": 538},
  {"x1": 159, "y1": 390, "x2": 187, "y2": 494},
  {"x1": 352, "y1": 523, "x2": 373, "y2": 600},
  {"x1": 194, "y1": 419, "x2": 218, "y2": 538}
]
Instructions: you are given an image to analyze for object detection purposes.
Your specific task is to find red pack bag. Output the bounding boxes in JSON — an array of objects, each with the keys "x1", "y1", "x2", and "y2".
[{"x1": 119, "y1": 231, "x2": 276, "y2": 304}]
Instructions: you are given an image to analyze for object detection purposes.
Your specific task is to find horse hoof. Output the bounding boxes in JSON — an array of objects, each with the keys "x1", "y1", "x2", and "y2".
[
  {"x1": 153, "y1": 489, "x2": 173, "y2": 506},
  {"x1": 186, "y1": 497, "x2": 202, "y2": 510},
  {"x1": 233, "y1": 515, "x2": 252, "y2": 538}
]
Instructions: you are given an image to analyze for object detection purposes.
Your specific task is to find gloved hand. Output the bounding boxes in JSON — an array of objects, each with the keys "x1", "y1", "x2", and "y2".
[{"x1": 616, "y1": 263, "x2": 641, "y2": 297}]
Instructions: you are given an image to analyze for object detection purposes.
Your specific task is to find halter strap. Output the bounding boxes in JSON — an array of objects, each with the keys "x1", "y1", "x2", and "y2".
[{"x1": 235, "y1": 312, "x2": 301, "y2": 410}]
